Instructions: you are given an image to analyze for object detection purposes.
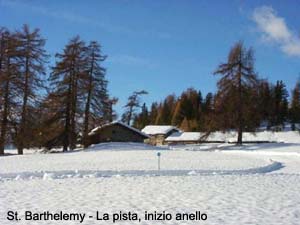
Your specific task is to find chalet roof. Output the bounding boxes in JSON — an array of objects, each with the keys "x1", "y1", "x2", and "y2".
[
  {"x1": 88, "y1": 121, "x2": 150, "y2": 138},
  {"x1": 142, "y1": 125, "x2": 180, "y2": 135},
  {"x1": 165, "y1": 132, "x2": 201, "y2": 142}
]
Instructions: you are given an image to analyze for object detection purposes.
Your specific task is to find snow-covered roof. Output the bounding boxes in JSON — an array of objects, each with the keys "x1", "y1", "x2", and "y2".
[
  {"x1": 89, "y1": 121, "x2": 150, "y2": 138},
  {"x1": 141, "y1": 125, "x2": 179, "y2": 135},
  {"x1": 165, "y1": 132, "x2": 201, "y2": 141}
]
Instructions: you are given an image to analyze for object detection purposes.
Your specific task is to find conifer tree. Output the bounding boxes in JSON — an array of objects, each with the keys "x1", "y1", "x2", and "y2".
[
  {"x1": 180, "y1": 117, "x2": 190, "y2": 131},
  {"x1": 201, "y1": 92, "x2": 214, "y2": 131},
  {"x1": 171, "y1": 100, "x2": 182, "y2": 126},
  {"x1": 82, "y1": 41, "x2": 109, "y2": 147},
  {"x1": 289, "y1": 81, "x2": 300, "y2": 130},
  {"x1": 149, "y1": 102, "x2": 159, "y2": 124},
  {"x1": 271, "y1": 80, "x2": 289, "y2": 129},
  {"x1": 133, "y1": 103, "x2": 149, "y2": 129},
  {"x1": 15, "y1": 24, "x2": 48, "y2": 154},
  {"x1": 155, "y1": 95, "x2": 176, "y2": 125},
  {"x1": 49, "y1": 36, "x2": 87, "y2": 151},
  {"x1": 257, "y1": 80, "x2": 272, "y2": 129},
  {"x1": 202, "y1": 93, "x2": 213, "y2": 113},
  {"x1": 122, "y1": 90, "x2": 148, "y2": 125},
  {"x1": 102, "y1": 97, "x2": 118, "y2": 123},
  {"x1": 214, "y1": 41, "x2": 258, "y2": 145},
  {"x1": 0, "y1": 29, "x2": 22, "y2": 154}
]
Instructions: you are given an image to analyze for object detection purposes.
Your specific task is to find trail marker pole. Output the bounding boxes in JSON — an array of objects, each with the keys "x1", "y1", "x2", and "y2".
[{"x1": 157, "y1": 152, "x2": 161, "y2": 171}]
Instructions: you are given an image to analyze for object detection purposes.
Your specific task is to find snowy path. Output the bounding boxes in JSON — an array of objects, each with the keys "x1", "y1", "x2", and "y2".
[
  {"x1": 0, "y1": 148, "x2": 276, "y2": 173},
  {"x1": 0, "y1": 159, "x2": 283, "y2": 181}
]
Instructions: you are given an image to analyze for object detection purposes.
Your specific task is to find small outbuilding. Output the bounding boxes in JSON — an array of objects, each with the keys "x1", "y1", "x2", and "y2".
[
  {"x1": 142, "y1": 125, "x2": 180, "y2": 145},
  {"x1": 87, "y1": 121, "x2": 149, "y2": 145}
]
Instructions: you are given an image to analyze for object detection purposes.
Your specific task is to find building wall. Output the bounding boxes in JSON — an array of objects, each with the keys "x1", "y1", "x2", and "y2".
[
  {"x1": 147, "y1": 130, "x2": 179, "y2": 145},
  {"x1": 147, "y1": 135, "x2": 165, "y2": 145},
  {"x1": 88, "y1": 124, "x2": 146, "y2": 145}
]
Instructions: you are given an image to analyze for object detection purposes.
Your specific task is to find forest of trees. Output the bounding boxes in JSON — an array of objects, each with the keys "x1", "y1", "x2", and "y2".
[
  {"x1": 133, "y1": 42, "x2": 300, "y2": 144},
  {"x1": 0, "y1": 25, "x2": 115, "y2": 155},
  {"x1": 133, "y1": 79, "x2": 300, "y2": 133},
  {"x1": 0, "y1": 25, "x2": 299, "y2": 154}
]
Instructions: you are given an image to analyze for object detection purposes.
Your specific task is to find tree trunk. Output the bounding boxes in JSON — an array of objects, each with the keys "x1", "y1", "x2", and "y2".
[
  {"x1": 70, "y1": 69, "x2": 78, "y2": 151},
  {"x1": 237, "y1": 122, "x2": 243, "y2": 145},
  {"x1": 0, "y1": 38, "x2": 5, "y2": 155},
  {"x1": 63, "y1": 77, "x2": 72, "y2": 152},
  {"x1": 237, "y1": 63, "x2": 243, "y2": 145},
  {"x1": 83, "y1": 93, "x2": 91, "y2": 148},
  {"x1": 18, "y1": 55, "x2": 30, "y2": 155},
  {"x1": 108, "y1": 103, "x2": 113, "y2": 122},
  {"x1": 0, "y1": 68, "x2": 10, "y2": 155},
  {"x1": 83, "y1": 58, "x2": 94, "y2": 148},
  {"x1": 127, "y1": 106, "x2": 133, "y2": 125}
]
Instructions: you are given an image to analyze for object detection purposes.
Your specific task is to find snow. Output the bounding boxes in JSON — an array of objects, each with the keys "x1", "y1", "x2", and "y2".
[
  {"x1": 165, "y1": 131, "x2": 276, "y2": 143},
  {"x1": 142, "y1": 125, "x2": 179, "y2": 135},
  {"x1": 165, "y1": 132, "x2": 201, "y2": 141},
  {"x1": 2, "y1": 139, "x2": 300, "y2": 224},
  {"x1": 226, "y1": 131, "x2": 300, "y2": 143},
  {"x1": 166, "y1": 131, "x2": 300, "y2": 143},
  {"x1": 258, "y1": 122, "x2": 300, "y2": 131},
  {"x1": 166, "y1": 131, "x2": 281, "y2": 143},
  {"x1": 87, "y1": 142, "x2": 165, "y2": 151},
  {"x1": 273, "y1": 131, "x2": 300, "y2": 143},
  {"x1": 0, "y1": 143, "x2": 272, "y2": 174},
  {"x1": 2, "y1": 174, "x2": 300, "y2": 225}
]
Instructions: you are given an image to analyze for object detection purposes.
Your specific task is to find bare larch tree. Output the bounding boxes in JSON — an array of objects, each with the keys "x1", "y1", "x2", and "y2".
[
  {"x1": 15, "y1": 24, "x2": 48, "y2": 154},
  {"x1": 214, "y1": 41, "x2": 258, "y2": 145}
]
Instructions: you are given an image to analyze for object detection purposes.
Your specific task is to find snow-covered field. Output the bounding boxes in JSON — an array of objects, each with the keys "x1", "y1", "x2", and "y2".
[{"x1": 1, "y1": 141, "x2": 300, "y2": 224}]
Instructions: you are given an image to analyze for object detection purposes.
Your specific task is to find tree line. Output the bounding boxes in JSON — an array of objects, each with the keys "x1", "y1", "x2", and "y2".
[
  {"x1": 1, "y1": 25, "x2": 299, "y2": 152},
  {"x1": 132, "y1": 42, "x2": 300, "y2": 144},
  {"x1": 0, "y1": 25, "x2": 115, "y2": 155}
]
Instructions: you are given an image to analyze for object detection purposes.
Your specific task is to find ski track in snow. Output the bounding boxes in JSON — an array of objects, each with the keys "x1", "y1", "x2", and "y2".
[{"x1": 0, "y1": 160, "x2": 284, "y2": 181}]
